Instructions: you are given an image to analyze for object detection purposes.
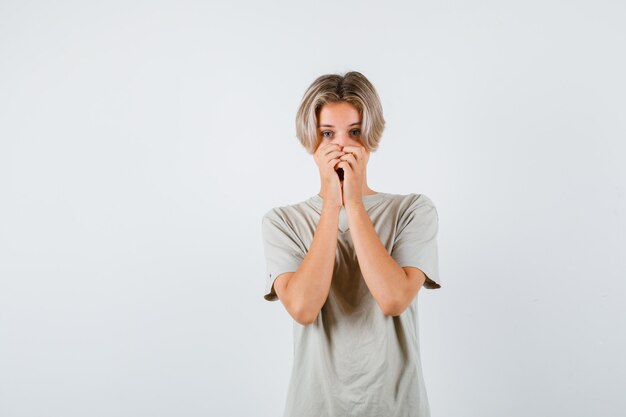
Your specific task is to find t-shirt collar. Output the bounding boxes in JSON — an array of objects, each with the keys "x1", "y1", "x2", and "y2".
[{"x1": 308, "y1": 192, "x2": 387, "y2": 211}]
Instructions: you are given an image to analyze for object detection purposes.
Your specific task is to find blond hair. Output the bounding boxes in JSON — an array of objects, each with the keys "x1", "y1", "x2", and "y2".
[{"x1": 295, "y1": 71, "x2": 385, "y2": 154}]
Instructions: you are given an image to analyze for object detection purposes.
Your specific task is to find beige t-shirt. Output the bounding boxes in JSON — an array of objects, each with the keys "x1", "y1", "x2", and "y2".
[{"x1": 261, "y1": 192, "x2": 441, "y2": 417}]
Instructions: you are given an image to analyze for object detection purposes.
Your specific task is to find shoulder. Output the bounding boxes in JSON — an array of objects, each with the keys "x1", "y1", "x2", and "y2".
[
  {"x1": 382, "y1": 192, "x2": 437, "y2": 210},
  {"x1": 384, "y1": 193, "x2": 438, "y2": 225},
  {"x1": 405, "y1": 192, "x2": 436, "y2": 207},
  {"x1": 261, "y1": 199, "x2": 310, "y2": 226},
  {"x1": 262, "y1": 207, "x2": 281, "y2": 223}
]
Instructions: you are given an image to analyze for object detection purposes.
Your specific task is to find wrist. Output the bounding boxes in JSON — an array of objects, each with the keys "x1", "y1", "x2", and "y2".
[
  {"x1": 345, "y1": 200, "x2": 365, "y2": 210},
  {"x1": 322, "y1": 202, "x2": 342, "y2": 212}
]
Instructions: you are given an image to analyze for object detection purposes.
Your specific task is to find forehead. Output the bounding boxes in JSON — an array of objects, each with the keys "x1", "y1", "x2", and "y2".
[{"x1": 318, "y1": 102, "x2": 361, "y2": 126}]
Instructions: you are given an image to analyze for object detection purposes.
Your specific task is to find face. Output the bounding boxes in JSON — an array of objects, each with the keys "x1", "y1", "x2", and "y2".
[{"x1": 316, "y1": 101, "x2": 370, "y2": 165}]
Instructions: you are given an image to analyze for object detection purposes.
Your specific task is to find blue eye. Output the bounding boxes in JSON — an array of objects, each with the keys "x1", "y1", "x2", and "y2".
[{"x1": 321, "y1": 129, "x2": 360, "y2": 139}]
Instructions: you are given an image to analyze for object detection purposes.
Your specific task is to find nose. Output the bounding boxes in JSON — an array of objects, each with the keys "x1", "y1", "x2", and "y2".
[{"x1": 333, "y1": 132, "x2": 356, "y2": 148}]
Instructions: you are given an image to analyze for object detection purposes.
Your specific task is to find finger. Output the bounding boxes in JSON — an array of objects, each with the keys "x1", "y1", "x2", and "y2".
[
  {"x1": 339, "y1": 153, "x2": 357, "y2": 161},
  {"x1": 322, "y1": 146, "x2": 345, "y2": 160},
  {"x1": 326, "y1": 149, "x2": 346, "y2": 162},
  {"x1": 321, "y1": 143, "x2": 343, "y2": 154},
  {"x1": 339, "y1": 154, "x2": 358, "y2": 169},
  {"x1": 315, "y1": 143, "x2": 335, "y2": 157},
  {"x1": 341, "y1": 150, "x2": 358, "y2": 161},
  {"x1": 317, "y1": 150, "x2": 343, "y2": 167},
  {"x1": 340, "y1": 145, "x2": 362, "y2": 154},
  {"x1": 328, "y1": 157, "x2": 342, "y2": 170},
  {"x1": 338, "y1": 161, "x2": 353, "y2": 172}
]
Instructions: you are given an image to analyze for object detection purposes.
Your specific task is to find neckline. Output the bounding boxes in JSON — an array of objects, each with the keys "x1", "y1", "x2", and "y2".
[{"x1": 308, "y1": 192, "x2": 387, "y2": 211}]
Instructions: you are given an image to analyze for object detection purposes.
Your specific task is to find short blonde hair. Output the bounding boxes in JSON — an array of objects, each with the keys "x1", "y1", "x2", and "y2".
[{"x1": 295, "y1": 71, "x2": 385, "y2": 154}]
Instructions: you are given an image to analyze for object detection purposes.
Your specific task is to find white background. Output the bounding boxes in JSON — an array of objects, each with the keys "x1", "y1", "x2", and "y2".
[{"x1": 1, "y1": 1, "x2": 624, "y2": 416}]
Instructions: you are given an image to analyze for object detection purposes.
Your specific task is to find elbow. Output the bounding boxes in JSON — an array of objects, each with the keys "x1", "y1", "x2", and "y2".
[
  {"x1": 280, "y1": 286, "x2": 319, "y2": 325},
  {"x1": 292, "y1": 306, "x2": 319, "y2": 325},
  {"x1": 382, "y1": 300, "x2": 405, "y2": 317},
  {"x1": 294, "y1": 312, "x2": 318, "y2": 326}
]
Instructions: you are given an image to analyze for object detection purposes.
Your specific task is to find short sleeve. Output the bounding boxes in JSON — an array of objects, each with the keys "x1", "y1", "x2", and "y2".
[
  {"x1": 261, "y1": 209, "x2": 306, "y2": 301},
  {"x1": 390, "y1": 194, "x2": 441, "y2": 289}
]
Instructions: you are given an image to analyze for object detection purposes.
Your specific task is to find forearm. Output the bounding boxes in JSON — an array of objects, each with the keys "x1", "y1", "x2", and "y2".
[
  {"x1": 286, "y1": 203, "x2": 340, "y2": 323},
  {"x1": 346, "y1": 201, "x2": 407, "y2": 315}
]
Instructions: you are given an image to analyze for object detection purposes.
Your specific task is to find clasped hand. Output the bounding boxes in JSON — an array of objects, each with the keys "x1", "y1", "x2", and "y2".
[{"x1": 336, "y1": 144, "x2": 369, "y2": 207}]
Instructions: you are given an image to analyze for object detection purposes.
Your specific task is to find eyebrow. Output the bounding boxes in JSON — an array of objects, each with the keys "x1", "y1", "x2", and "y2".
[{"x1": 318, "y1": 122, "x2": 361, "y2": 128}]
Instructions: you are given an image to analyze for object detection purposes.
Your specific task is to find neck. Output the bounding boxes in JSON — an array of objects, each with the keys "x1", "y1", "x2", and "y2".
[{"x1": 318, "y1": 183, "x2": 377, "y2": 196}]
